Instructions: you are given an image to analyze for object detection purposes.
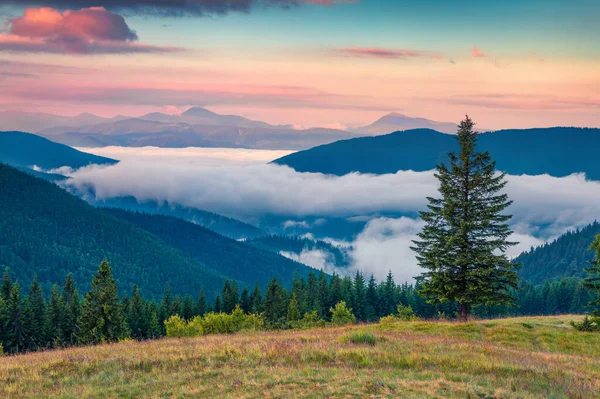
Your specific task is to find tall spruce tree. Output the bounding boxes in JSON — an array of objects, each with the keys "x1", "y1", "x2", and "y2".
[
  {"x1": 46, "y1": 284, "x2": 64, "y2": 348},
  {"x1": 196, "y1": 289, "x2": 207, "y2": 317},
  {"x1": 78, "y1": 260, "x2": 127, "y2": 344},
  {"x1": 24, "y1": 275, "x2": 46, "y2": 350},
  {"x1": 583, "y1": 234, "x2": 600, "y2": 318},
  {"x1": 61, "y1": 274, "x2": 80, "y2": 346},
  {"x1": 411, "y1": 116, "x2": 520, "y2": 321},
  {"x1": 127, "y1": 285, "x2": 148, "y2": 340},
  {"x1": 6, "y1": 282, "x2": 25, "y2": 353},
  {"x1": 250, "y1": 283, "x2": 263, "y2": 314}
]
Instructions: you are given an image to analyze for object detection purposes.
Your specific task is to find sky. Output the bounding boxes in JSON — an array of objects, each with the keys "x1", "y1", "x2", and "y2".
[{"x1": 0, "y1": 0, "x2": 599, "y2": 129}]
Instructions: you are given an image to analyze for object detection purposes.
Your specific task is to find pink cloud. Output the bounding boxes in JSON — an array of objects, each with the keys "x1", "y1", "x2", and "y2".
[
  {"x1": 472, "y1": 46, "x2": 486, "y2": 57},
  {"x1": 0, "y1": 7, "x2": 182, "y2": 54},
  {"x1": 336, "y1": 47, "x2": 424, "y2": 59}
]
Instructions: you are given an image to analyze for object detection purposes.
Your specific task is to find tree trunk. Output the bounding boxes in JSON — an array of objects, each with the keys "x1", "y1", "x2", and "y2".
[{"x1": 459, "y1": 302, "x2": 468, "y2": 322}]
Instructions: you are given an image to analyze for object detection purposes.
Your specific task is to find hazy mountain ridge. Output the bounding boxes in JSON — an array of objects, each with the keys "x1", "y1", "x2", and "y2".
[
  {"x1": 273, "y1": 127, "x2": 600, "y2": 179},
  {"x1": 352, "y1": 112, "x2": 457, "y2": 135},
  {"x1": 0, "y1": 130, "x2": 117, "y2": 170},
  {"x1": 2, "y1": 108, "x2": 461, "y2": 150}
]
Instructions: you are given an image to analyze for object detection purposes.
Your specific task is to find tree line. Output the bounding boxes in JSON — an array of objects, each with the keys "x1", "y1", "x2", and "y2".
[{"x1": 1, "y1": 258, "x2": 597, "y2": 354}]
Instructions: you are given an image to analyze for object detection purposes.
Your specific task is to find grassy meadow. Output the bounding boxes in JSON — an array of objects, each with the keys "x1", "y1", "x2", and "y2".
[{"x1": 1, "y1": 315, "x2": 599, "y2": 398}]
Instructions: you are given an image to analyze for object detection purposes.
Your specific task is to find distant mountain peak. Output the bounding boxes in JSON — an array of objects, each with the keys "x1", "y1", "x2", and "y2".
[
  {"x1": 380, "y1": 112, "x2": 409, "y2": 119},
  {"x1": 354, "y1": 113, "x2": 457, "y2": 135},
  {"x1": 182, "y1": 107, "x2": 218, "y2": 117}
]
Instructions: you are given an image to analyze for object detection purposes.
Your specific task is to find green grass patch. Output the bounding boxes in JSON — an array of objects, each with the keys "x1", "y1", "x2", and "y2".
[{"x1": 343, "y1": 331, "x2": 378, "y2": 345}]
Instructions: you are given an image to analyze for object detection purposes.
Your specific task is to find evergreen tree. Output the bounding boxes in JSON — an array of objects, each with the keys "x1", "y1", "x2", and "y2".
[
  {"x1": 379, "y1": 271, "x2": 396, "y2": 316},
  {"x1": 172, "y1": 295, "x2": 183, "y2": 317},
  {"x1": 6, "y1": 283, "x2": 25, "y2": 353},
  {"x1": 264, "y1": 278, "x2": 287, "y2": 326},
  {"x1": 0, "y1": 294, "x2": 8, "y2": 351},
  {"x1": 306, "y1": 272, "x2": 318, "y2": 313},
  {"x1": 316, "y1": 271, "x2": 329, "y2": 319},
  {"x1": 181, "y1": 295, "x2": 195, "y2": 320},
  {"x1": 352, "y1": 272, "x2": 367, "y2": 322},
  {"x1": 365, "y1": 275, "x2": 379, "y2": 321},
  {"x1": 127, "y1": 285, "x2": 148, "y2": 340},
  {"x1": 78, "y1": 260, "x2": 127, "y2": 344},
  {"x1": 61, "y1": 274, "x2": 80, "y2": 346},
  {"x1": 583, "y1": 235, "x2": 600, "y2": 318},
  {"x1": 146, "y1": 302, "x2": 162, "y2": 339},
  {"x1": 222, "y1": 280, "x2": 239, "y2": 313},
  {"x1": 240, "y1": 287, "x2": 251, "y2": 313},
  {"x1": 411, "y1": 116, "x2": 520, "y2": 321},
  {"x1": 196, "y1": 289, "x2": 207, "y2": 317},
  {"x1": 159, "y1": 284, "x2": 173, "y2": 330},
  {"x1": 24, "y1": 275, "x2": 46, "y2": 350},
  {"x1": 46, "y1": 284, "x2": 64, "y2": 348},
  {"x1": 286, "y1": 293, "x2": 301, "y2": 324},
  {"x1": 250, "y1": 283, "x2": 263, "y2": 313}
]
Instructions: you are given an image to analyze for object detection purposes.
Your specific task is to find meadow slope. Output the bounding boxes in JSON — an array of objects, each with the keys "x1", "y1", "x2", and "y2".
[{"x1": 1, "y1": 316, "x2": 599, "y2": 398}]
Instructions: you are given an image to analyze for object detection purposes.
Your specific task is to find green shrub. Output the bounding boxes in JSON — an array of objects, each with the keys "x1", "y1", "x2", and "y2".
[
  {"x1": 289, "y1": 310, "x2": 326, "y2": 330},
  {"x1": 165, "y1": 315, "x2": 203, "y2": 338},
  {"x1": 379, "y1": 304, "x2": 419, "y2": 324},
  {"x1": 396, "y1": 304, "x2": 418, "y2": 321},
  {"x1": 166, "y1": 306, "x2": 264, "y2": 338},
  {"x1": 330, "y1": 301, "x2": 356, "y2": 326},
  {"x1": 570, "y1": 316, "x2": 600, "y2": 332},
  {"x1": 344, "y1": 331, "x2": 377, "y2": 345}
]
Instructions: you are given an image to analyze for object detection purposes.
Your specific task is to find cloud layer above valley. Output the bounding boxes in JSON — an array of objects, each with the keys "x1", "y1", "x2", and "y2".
[
  {"x1": 64, "y1": 148, "x2": 600, "y2": 232},
  {"x1": 61, "y1": 147, "x2": 600, "y2": 281}
]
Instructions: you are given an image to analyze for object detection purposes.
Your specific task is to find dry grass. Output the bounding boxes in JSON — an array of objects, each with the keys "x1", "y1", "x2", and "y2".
[{"x1": 1, "y1": 315, "x2": 599, "y2": 398}]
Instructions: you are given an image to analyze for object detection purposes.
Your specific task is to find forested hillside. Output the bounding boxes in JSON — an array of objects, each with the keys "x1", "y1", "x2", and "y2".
[
  {"x1": 0, "y1": 163, "x2": 229, "y2": 298},
  {"x1": 0, "y1": 131, "x2": 116, "y2": 170},
  {"x1": 104, "y1": 209, "x2": 318, "y2": 288},
  {"x1": 90, "y1": 196, "x2": 265, "y2": 239},
  {"x1": 517, "y1": 221, "x2": 600, "y2": 284},
  {"x1": 273, "y1": 127, "x2": 600, "y2": 179}
]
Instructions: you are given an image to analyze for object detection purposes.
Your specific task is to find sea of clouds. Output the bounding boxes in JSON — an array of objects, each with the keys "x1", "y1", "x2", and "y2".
[{"x1": 58, "y1": 146, "x2": 600, "y2": 282}]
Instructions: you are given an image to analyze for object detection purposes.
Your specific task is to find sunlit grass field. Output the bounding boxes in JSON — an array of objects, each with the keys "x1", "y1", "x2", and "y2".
[{"x1": 1, "y1": 315, "x2": 599, "y2": 398}]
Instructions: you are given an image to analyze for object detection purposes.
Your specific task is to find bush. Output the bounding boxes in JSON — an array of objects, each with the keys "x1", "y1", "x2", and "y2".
[
  {"x1": 379, "y1": 304, "x2": 419, "y2": 324},
  {"x1": 330, "y1": 301, "x2": 356, "y2": 326},
  {"x1": 165, "y1": 315, "x2": 203, "y2": 338},
  {"x1": 289, "y1": 310, "x2": 326, "y2": 330},
  {"x1": 344, "y1": 331, "x2": 377, "y2": 345},
  {"x1": 396, "y1": 304, "x2": 418, "y2": 321},
  {"x1": 570, "y1": 316, "x2": 600, "y2": 332},
  {"x1": 165, "y1": 306, "x2": 264, "y2": 338}
]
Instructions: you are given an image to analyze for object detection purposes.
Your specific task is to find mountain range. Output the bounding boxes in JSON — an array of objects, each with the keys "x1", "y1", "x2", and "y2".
[
  {"x1": 1, "y1": 108, "x2": 458, "y2": 150},
  {"x1": 273, "y1": 127, "x2": 600, "y2": 179}
]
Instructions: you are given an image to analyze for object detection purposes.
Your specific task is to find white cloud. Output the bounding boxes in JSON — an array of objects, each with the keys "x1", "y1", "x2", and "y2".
[
  {"x1": 60, "y1": 147, "x2": 600, "y2": 280},
  {"x1": 345, "y1": 217, "x2": 424, "y2": 282},
  {"x1": 279, "y1": 249, "x2": 338, "y2": 274}
]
